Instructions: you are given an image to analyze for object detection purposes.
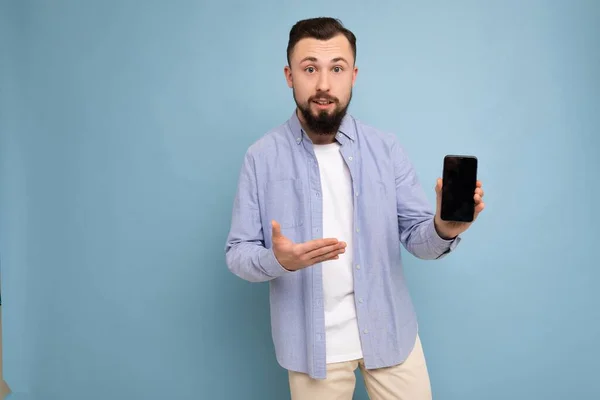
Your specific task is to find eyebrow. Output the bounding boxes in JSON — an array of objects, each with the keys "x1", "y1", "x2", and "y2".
[{"x1": 299, "y1": 56, "x2": 350, "y2": 65}]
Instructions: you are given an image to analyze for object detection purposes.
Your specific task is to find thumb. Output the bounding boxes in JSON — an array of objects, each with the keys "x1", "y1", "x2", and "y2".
[
  {"x1": 435, "y1": 178, "x2": 442, "y2": 212},
  {"x1": 271, "y1": 220, "x2": 282, "y2": 239},
  {"x1": 435, "y1": 178, "x2": 442, "y2": 197}
]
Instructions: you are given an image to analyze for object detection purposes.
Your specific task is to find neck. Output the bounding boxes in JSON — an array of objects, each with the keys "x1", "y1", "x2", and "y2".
[{"x1": 296, "y1": 108, "x2": 337, "y2": 145}]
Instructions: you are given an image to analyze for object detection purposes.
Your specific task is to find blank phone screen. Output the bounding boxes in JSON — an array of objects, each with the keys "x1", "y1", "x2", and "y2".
[{"x1": 440, "y1": 155, "x2": 478, "y2": 222}]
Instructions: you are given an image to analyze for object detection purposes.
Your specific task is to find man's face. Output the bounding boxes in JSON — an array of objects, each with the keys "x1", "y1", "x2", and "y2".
[{"x1": 285, "y1": 34, "x2": 358, "y2": 136}]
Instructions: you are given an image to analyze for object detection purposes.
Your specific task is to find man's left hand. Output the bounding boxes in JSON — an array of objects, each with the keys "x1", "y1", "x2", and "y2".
[{"x1": 433, "y1": 178, "x2": 485, "y2": 240}]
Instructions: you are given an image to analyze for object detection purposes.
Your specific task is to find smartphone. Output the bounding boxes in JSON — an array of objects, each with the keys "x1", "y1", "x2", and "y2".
[{"x1": 440, "y1": 155, "x2": 478, "y2": 222}]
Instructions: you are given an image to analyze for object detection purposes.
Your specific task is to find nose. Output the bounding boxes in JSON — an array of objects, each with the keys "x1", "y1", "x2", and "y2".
[{"x1": 316, "y1": 72, "x2": 330, "y2": 92}]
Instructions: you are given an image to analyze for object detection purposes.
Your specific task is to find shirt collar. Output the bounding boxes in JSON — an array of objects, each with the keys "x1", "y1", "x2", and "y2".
[{"x1": 288, "y1": 109, "x2": 356, "y2": 145}]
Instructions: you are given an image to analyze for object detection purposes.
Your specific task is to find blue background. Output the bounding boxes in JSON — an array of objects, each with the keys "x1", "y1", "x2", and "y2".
[{"x1": 1, "y1": 1, "x2": 599, "y2": 399}]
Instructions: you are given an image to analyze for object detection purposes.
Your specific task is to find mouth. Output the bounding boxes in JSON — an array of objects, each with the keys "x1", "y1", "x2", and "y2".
[{"x1": 312, "y1": 98, "x2": 335, "y2": 108}]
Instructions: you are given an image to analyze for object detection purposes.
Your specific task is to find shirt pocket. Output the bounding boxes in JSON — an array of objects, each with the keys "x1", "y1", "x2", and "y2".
[{"x1": 265, "y1": 178, "x2": 305, "y2": 229}]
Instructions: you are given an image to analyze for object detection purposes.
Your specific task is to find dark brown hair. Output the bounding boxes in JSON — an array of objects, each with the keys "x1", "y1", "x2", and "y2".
[{"x1": 286, "y1": 17, "x2": 357, "y2": 66}]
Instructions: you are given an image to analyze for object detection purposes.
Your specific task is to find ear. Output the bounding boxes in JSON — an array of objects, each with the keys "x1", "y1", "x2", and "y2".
[
  {"x1": 351, "y1": 66, "x2": 359, "y2": 87},
  {"x1": 284, "y1": 66, "x2": 293, "y2": 88}
]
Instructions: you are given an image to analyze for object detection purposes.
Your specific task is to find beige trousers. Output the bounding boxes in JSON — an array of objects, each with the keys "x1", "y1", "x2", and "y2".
[{"x1": 288, "y1": 334, "x2": 432, "y2": 400}]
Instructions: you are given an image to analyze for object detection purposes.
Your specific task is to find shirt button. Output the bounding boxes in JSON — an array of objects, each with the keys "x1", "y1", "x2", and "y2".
[
  {"x1": 316, "y1": 192, "x2": 320, "y2": 197},
  {"x1": 355, "y1": 191, "x2": 359, "y2": 196},
  {"x1": 348, "y1": 156, "x2": 353, "y2": 161},
  {"x1": 363, "y1": 329, "x2": 369, "y2": 334},
  {"x1": 356, "y1": 228, "x2": 360, "y2": 233},
  {"x1": 358, "y1": 298, "x2": 363, "y2": 303},
  {"x1": 356, "y1": 264, "x2": 361, "y2": 270}
]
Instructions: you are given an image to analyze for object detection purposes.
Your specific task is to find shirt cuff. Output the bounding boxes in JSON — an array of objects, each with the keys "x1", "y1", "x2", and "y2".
[
  {"x1": 260, "y1": 247, "x2": 292, "y2": 278},
  {"x1": 427, "y1": 218, "x2": 461, "y2": 258}
]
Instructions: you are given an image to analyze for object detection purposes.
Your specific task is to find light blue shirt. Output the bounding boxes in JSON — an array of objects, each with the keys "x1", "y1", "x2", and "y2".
[{"x1": 225, "y1": 110, "x2": 461, "y2": 379}]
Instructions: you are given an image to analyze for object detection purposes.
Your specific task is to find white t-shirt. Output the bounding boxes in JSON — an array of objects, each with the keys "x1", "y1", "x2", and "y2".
[{"x1": 313, "y1": 142, "x2": 363, "y2": 364}]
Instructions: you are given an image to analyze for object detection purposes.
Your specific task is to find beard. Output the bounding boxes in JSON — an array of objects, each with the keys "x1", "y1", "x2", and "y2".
[{"x1": 293, "y1": 88, "x2": 352, "y2": 136}]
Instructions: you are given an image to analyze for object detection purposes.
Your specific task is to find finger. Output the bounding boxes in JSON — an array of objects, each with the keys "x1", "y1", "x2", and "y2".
[
  {"x1": 305, "y1": 241, "x2": 346, "y2": 260},
  {"x1": 475, "y1": 201, "x2": 485, "y2": 213},
  {"x1": 271, "y1": 220, "x2": 283, "y2": 239},
  {"x1": 475, "y1": 187, "x2": 484, "y2": 197},
  {"x1": 310, "y1": 248, "x2": 346, "y2": 264},
  {"x1": 474, "y1": 194, "x2": 482, "y2": 203},
  {"x1": 476, "y1": 180, "x2": 482, "y2": 188},
  {"x1": 298, "y1": 237, "x2": 340, "y2": 253}
]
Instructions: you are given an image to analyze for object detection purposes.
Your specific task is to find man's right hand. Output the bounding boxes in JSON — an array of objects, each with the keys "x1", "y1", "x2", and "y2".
[{"x1": 271, "y1": 220, "x2": 346, "y2": 271}]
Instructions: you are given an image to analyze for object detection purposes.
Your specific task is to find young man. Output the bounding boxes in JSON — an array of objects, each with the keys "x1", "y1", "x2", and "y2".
[{"x1": 225, "y1": 17, "x2": 485, "y2": 399}]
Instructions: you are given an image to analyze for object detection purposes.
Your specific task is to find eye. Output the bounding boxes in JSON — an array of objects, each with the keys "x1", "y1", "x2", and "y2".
[
  {"x1": 305, "y1": 66, "x2": 316, "y2": 73},
  {"x1": 333, "y1": 66, "x2": 343, "y2": 73}
]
